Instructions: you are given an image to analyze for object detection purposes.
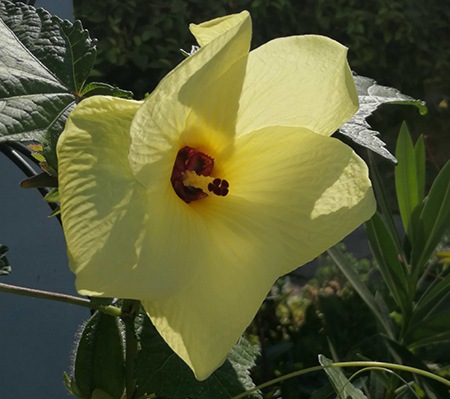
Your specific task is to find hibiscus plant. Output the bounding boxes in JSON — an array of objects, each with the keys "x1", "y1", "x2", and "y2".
[{"x1": 0, "y1": 1, "x2": 449, "y2": 398}]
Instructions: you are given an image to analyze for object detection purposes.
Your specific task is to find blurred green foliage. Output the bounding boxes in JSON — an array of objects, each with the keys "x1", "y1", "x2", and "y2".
[{"x1": 74, "y1": 0, "x2": 450, "y2": 102}]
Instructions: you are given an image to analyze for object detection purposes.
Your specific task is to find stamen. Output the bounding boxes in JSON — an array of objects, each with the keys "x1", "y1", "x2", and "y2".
[
  {"x1": 207, "y1": 178, "x2": 230, "y2": 197},
  {"x1": 171, "y1": 146, "x2": 230, "y2": 203}
]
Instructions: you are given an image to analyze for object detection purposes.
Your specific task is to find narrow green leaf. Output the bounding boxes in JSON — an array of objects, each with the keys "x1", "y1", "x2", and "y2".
[
  {"x1": 412, "y1": 160, "x2": 450, "y2": 269},
  {"x1": 395, "y1": 122, "x2": 420, "y2": 242},
  {"x1": 386, "y1": 340, "x2": 450, "y2": 399},
  {"x1": 409, "y1": 330, "x2": 450, "y2": 350},
  {"x1": 414, "y1": 135, "x2": 426, "y2": 204},
  {"x1": 135, "y1": 313, "x2": 261, "y2": 399},
  {"x1": 367, "y1": 152, "x2": 404, "y2": 256},
  {"x1": 408, "y1": 307, "x2": 450, "y2": 346},
  {"x1": 43, "y1": 187, "x2": 60, "y2": 202},
  {"x1": 327, "y1": 246, "x2": 394, "y2": 338},
  {"x1": 72, "y1": 312, "x2": 125, "y2": 399},
  {"x1": 409, "y1": 271, "x2": 450, "y2": 335},
  {"x1": 20, "y1": 173, "x2": 58, "y2": 189},
  {"x1": 339, "y1": 74, "x2": 427, "y2": 163},
  {"x1": 365, "y1": 213, "x2": 409, "y2": 312},
  {"x1": 319, "y1": 355, "x2": 368, "y2": 399}
]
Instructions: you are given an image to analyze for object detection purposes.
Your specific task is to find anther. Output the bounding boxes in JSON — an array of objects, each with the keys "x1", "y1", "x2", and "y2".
[{"x1": 208, "y1": 178, "x2": 230, "y2": 197}]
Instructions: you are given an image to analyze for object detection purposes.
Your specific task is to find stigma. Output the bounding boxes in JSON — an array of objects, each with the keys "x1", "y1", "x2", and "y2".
[{"x1": 171, "y1": 146, "x2": 230, "y2": 203}]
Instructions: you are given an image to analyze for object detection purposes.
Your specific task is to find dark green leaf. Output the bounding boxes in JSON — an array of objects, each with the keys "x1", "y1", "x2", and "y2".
[
  {"x1": 339, "y1": 74, "x2": 427, "y2": 163},
  {"x1": 71, "y1": 312, "x2": 125, "y2": 399},
  {"x1": 408, "y1": 271, "x2": 450, "y2": 343},
  {"x1": 135, "y1": 313, "x2": 261, "y2": 399},
  {"x1": 408, "y1": 306, "x2": 450, "y2": 345},
  {"x1": 367, "y1": 152, "x2": 404, "y2": 256},
  {"x1": 386, "y1": 340, "x2": 450, "y2": 399},
  {"x1": 412, "y1": 160, "x2": 450, "y2": 269},
  {"x1": 365, "y1": 213, "x2": 409, "y2": 311},
  {"x1": 327, "y1": 246, "x2": 395, "y2": 338},
  {"x1": 319, "y1": 355, "x2": 367, "y2": 399},
  {"x1": 0, "y1": 243, "x2": 11, "y2": 275},
  {"x1": 20, "y1": 172, "x2": 58, "y2": 189},
  {"x1": 0, "y1": 0, "x2": 96, "y2": 169}
]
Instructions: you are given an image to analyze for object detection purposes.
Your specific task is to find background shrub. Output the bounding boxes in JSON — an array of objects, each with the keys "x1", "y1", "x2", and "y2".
[{"x1": 74, "y1": 0, "x2": 449, "y2": 101}]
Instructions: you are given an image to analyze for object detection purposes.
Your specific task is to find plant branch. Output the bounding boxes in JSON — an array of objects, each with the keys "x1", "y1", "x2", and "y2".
[
  {"x1": 0, "y1": 282, "x2": 121, "y2": 316},
  {"x1": 231, "y1": 361, "x2": 450, "y2": 399},
  {"x1": 121, "y1": 299, "x2": 141, "y2": 399},
  {"x1": 0, "y1": 143, "x2": 60, "y2": 216}
]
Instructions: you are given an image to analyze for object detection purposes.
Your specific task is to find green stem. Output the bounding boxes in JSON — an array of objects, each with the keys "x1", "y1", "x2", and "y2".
[
  {"x1": 231, "y1": 361, "x2": 450, "y2": 399},
  {"x1": 121, "y1": 299, "x2": 141, "y2": 399},
  {"x1": 0, "y1": 282, "x2": 122, "y2": 317}
]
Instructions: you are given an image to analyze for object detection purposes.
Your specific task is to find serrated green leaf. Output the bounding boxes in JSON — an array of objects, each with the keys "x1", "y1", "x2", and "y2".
[
  {"x1": 135, "y1": 313, "x2": 261, "y2": 399},
  {"x1": 72, "y1": 312, "x2": 125, "y2": 399},
  {"x1": 412, "y1": 160, "x2": 450, "y2": 269},
  {"x1": 395, "y1": 122, "x2": 421, "y2": 242},
  {"x1": 319, "y1": 355, "x2": 368, "y2": 399},
  {"x1": 339, "y1": 74, "x2": 427, "y2": 163},
  {"x1": 0, "y1": 0, "x2": 96, "y2": 170}
]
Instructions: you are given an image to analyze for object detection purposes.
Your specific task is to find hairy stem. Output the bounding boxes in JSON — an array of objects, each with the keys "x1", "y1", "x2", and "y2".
[
  {"x1": 121, "y1": 299, "x2": 141, "y2": 399},
  {"x1": 0, "y1": 282, "x2": 121, "y2": 316}
]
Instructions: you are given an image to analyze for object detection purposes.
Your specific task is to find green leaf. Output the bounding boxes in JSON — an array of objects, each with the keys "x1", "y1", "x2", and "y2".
[
  {"x1": 414, "y1": 135, "x2": 426, "y2": 204},
  {"x1": 135, "y1": 313, "x2": 261, "y2": 399},
  {"x1": 0, "y1": 0, "x2": 96, "y2": 170},
  {"x1": 367, "y1": 152, "x2": 404, "y2": 256},
  {"x1": 386, "y1": 340, "x2": 450, "y2": 399},
  {"x1": 339, "y1": 74, "x2": 427, "y2": 163},
  {"x1": 80, "y1": 82, "x2": 134, "y2": 99},
  {"x1": 70, "y1": 312, "x2": 125, "y2": 399},
  {"x1": 319, "y1": 355, "x2": 368, "y2": 399},
  {"x1": 395, "y1": 122, "x2": 421, "y2": 242},
  {"x1": 43, "y1": 187, "x2": 60, "y2": 202},
  {"x1": 412, "y1": 160, "x2": 450, "y2": 269},
  {"x1": 0, "y1": 243, "x2": 11, "y2": 275},
  {"x1": 327, "y1": 245, "x2": 395, "y2": 338},
  {"x1": 408, "y1": 306, "x2": 450, "y2": 345},
  {"x1": 408, "y1": 271, "x2": 450, "y2": 341},
  {"x1": 365, "y1": 213, "x2": 409, "y2": 312}
]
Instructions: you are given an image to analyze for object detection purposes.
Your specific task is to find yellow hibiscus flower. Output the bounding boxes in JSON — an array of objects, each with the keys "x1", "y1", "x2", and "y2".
[{"x1": 57, "y1": 11, "x2": 376, "y2": 380}]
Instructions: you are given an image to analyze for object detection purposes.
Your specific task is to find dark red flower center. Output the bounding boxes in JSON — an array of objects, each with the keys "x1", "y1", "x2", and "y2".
[{"x1": 171, "y1": 146, "x2": 229, "y2": 203}]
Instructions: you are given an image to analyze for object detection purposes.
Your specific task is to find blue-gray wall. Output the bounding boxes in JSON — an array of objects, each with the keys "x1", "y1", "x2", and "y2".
[{"x1": 0, "y1": 2, "x2": 87, "y2": 398}]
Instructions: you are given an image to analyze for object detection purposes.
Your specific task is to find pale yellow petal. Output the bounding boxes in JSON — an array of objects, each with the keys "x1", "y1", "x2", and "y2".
[
  {"x1": 58, "y1": 97, "x2": 218, "y2": 301},
  {"x1": 129, "y1": 12, "x2": 251, "y2": 188},
  {"x1": 142, "y1": 128, "x2": 374, "y2": 379},
  {"x1": 57, "y1": 96, "x2": 154, "y2": 298},
  {"x1": 143, "y1": 196, "x2": 285, "y2": 380},
  {"x1": 222, "y1": 126, "x2": 376, "y2": 273},
  {"x1": 236, "y1": 35, "x2": 358, "y2": 136}
]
